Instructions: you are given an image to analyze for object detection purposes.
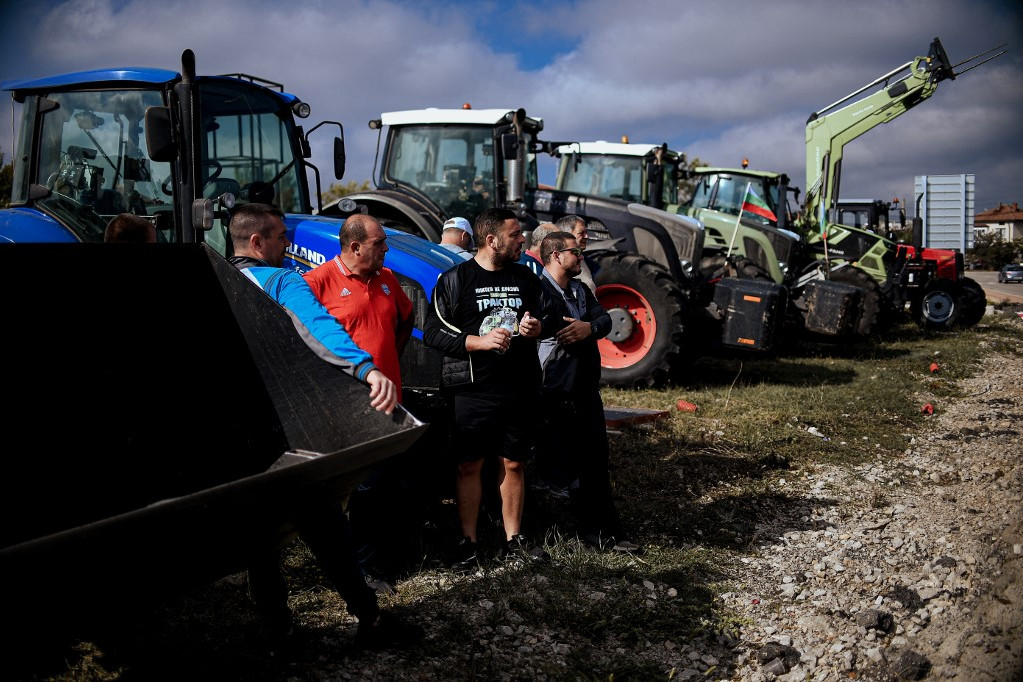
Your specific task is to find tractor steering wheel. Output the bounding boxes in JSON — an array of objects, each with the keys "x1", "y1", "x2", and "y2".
[{"x1": 160, "y1": 160, "x2": 224, "y2": 197}]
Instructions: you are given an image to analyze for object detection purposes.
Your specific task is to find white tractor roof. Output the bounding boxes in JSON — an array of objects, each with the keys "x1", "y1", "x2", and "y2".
[
  {"x1": 556, "y1": 141, "x2": 665, "y2": 157},
  {"x1": 380, "y1": 108, "x2": 543, "y2": 127}
]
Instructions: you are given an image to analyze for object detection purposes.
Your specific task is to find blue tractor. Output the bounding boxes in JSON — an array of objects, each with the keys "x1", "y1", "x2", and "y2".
[{"x1": 0, "y1": 49, "x2": 448, "y2": 634}]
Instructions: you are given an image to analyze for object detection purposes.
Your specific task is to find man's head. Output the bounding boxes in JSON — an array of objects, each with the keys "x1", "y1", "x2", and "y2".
[
  {"x1": 555, "y1": 214, "x2": 588, "y2": 249},
  {"x1": 475, "y1": 207, "x2": 523, "y2": 267},
  {"x1": 104, "y1": 213, "x2": 156, "y2": 243},
  {"x1": 540, "y1": 231, "x2": 582, "y2": 279},
  {"x1": 339, "y1": 214, "x2": 388, "y2": 276},
  {"x1": 229, "y1": 203, "x2": 289, "y2": 266},
  {"x1": 441, "y1": 216, "x2": 475, "y2": 249},
  {"x1": 528, "y1": 222, "x2": 558, "y2": 254}
]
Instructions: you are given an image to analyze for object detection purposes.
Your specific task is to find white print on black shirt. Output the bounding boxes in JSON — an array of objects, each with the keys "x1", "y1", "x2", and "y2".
[{"x1": 474, "y1": 285, "x2": 523, "y2": 312}]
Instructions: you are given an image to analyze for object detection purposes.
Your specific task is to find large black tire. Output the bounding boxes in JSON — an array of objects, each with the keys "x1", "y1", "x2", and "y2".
[
  {"x1": 911, "y1": 277, "x2": 987, "y2": 331},
  {"x1": 956, "y1": 277, "x2": 987, "y2": 329},
  {"x1": 910, "y1": 280, "x2": 961, "y2": 330},
  {"x1": 592, "y1": 252, "x2": 687, "y2": 389},
  {"x1": 828, "y1": 265, "x2": 886, "y2": 338}
]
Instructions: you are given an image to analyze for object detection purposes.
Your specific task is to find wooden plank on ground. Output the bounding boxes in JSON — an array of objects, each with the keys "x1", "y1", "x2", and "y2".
[{"x1": 603, "y1": 405, "x2": 671, "y2": 428}]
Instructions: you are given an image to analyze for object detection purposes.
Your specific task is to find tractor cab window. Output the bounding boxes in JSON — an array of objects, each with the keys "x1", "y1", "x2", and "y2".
[
  {"x1": 562, "y1": 154, "x2": 642, "y2": 201},
  {"x1": 199, "y1": 82, "x2": 304, "y2": 215},
  {"x1": 34, "y1": 89, "x2": 171, "y2": 242},
  {"x1": 689, "y1": 173, "x2": 778, "y2": 226},
  {"x1": 385, "y1": 124, "x2": 496, "y2": 224},
  {"x1": 198, "y1": 80, "x2": 308, "y2": 255}
]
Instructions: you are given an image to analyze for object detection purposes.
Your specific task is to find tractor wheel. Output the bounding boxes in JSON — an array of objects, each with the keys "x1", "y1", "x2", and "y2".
[
  {"x1": 828, "y1": 265, "x2": 886, "y2": 337},
  {"x1": 956, "y1": 277, "x2": 987, "y2": 329},
  {"x1": 911, "y1": 280, "x2": 962, "y2": 330},
  {"x1": 592, "y1": 252, "x2": 687, "y2": 389}
]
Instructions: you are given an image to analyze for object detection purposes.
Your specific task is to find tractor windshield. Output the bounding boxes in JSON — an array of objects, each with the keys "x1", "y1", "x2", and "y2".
[
  {"x1": 22, "y1": 78, "x2": 307, "y2": 247},
  {"x1": 688, "y1": 172, "x2": 781, "y2": 227},
  {"x1": 32, "y1": 88, "x2": 171, "y2": 242},
  {"x1": 384, "y1": 124, "x2": 497, "y2": 225},
  {"x1": 562, "y1": 154, "x2": 642, "y2": 200},
  {"x1": 561, "y1": 153, "x2": 677, "y2": 207}
]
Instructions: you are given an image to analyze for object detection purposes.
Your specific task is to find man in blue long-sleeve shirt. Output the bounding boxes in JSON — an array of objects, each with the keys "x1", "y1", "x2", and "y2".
[
  {"x1": 226, "y1": 203, "x2": 417, "y2": 648},
  {"x1": 228, "y1": 204, "x2": 397, "y2": 412}
]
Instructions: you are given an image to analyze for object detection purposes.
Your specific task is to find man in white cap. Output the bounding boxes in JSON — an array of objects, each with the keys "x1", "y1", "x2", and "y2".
[{"x1": 439, "y1": 217, "x2": 475, "y2": 261}]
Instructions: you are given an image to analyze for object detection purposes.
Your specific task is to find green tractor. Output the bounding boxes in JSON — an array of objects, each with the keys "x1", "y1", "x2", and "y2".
[
  {"x1": 685, "y1": 37, "x2": 1002, "y2": 332},
  {"x1": 552, "y1": 142, "x2": 875, "y2": 341}
]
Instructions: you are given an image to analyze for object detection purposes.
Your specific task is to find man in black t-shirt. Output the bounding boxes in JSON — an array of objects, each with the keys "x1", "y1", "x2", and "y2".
[{"x1": 424, "y1": 208, "x2": 554, "y2": 570}]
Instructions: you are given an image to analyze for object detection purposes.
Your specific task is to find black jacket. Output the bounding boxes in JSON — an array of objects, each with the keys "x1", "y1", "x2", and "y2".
[
  {"x1": 537, "y1": 273, "x2": 611, "y2": 394},
  {"x1": 423, "y1": 258, "x2": 554, "y2": 394}
]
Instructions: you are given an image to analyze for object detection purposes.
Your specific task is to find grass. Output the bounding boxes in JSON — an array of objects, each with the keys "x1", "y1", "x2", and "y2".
[{"x1": 18, "y1": 314, "x2": 1023, "y2": 681}]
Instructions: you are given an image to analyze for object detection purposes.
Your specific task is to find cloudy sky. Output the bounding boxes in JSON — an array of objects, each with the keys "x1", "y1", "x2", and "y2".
[{"x1": 1, "y1": 0, "x2": 1020, "y2": 214}]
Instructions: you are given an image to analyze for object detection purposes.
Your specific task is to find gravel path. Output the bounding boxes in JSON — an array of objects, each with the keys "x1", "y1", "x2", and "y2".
[
  {"x1": 335, "y1": 339, "x2": 1022, "y2": 682},
  {"x1": 703, "y1": 349, "x2": 1023, "y2": 681}
]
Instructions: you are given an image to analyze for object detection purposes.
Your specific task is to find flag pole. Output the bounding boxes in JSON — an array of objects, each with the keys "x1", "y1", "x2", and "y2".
[{"x1": 726, "y1": 181, "x2": 750, "y2": 259}]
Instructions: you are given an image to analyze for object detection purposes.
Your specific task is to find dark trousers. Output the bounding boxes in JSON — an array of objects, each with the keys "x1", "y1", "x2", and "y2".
[
  {"x1": 538, "y1": 389, "x2": 624, "y2": 538},
  {"x1": 248, "y1": 503, "x2": 380, "y2": 623}
]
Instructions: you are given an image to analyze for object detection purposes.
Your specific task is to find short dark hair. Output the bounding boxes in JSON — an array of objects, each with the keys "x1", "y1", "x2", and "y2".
[
  {"x1": 339, "y1": 214, "x2": 377, "y2": 250},
  {"x1": 104, "y1": 213, "x2": 156, "y2": 243},
  {"x1": 540, "y1": 231, "x2": 574, "y2": 265},
  {"x1": 229, "y1": 203, "x2": 285, "y2": 247},
  {"x1": 474, "y1": 207, "x2": 517, "y2": 244}
]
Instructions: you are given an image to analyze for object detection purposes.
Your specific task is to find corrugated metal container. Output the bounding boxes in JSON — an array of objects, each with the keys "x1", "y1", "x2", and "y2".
[{"x1": 914, "y1": 174, "x2": 975, "y2": 250}]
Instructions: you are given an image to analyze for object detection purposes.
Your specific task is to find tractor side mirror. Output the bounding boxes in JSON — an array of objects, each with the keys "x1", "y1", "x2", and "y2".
[
  {"x1": 334, "y1": 136, "x2": 346, "y2": 180},
  {"x1": 144, "y1": 106, "x2": 176, "y2": 162},
  {"x1": 501, "y1": 132, "x2": 519, "y2": 158}
]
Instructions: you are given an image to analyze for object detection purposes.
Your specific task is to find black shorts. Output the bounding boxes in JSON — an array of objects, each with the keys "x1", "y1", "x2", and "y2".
[{"x1": 451, "y1": 393, "x2": 533, "y2": 464}]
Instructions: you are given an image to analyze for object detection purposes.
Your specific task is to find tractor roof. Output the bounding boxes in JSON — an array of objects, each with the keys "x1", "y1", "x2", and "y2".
[
  {"x1": 380, "y1": 108, "x2": 543, "y2": 130},
  {"x1": 2, "y1": 69, "x2": 301, "y2": 108},
  {"x1": 695, "y1": 166, "x2": 785, "y2": 181},
  {"x1": 1, "y1": 67, "x2": 180, "y2": 92},
  {"x1": 556, "y1": 141, "x2": 669, "y2": 157}
]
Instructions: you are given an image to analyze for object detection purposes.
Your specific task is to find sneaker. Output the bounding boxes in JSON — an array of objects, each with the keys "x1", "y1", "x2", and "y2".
[
  {"x1": 451, "y1": 536, "x2": 480, "y2": 573},
  {"x1": 355, "y1": 610, "x2": 423, "y2": 650},
  {"x1": 504, "y1": 534, "x2": 550, "y2": 564},
  {"x1": 364, "y1": 573, "x2": 397, "y2": 596},
  {"x1": 610, "y1": 538, "x2": 643, "y2": 553}
]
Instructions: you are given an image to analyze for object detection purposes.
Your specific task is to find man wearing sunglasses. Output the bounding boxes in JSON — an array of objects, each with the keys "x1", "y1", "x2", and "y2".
[
  {"x1": 536, "y1": 231, "x2": 640, "y2": 553},
  {"x1": 554, "y1": 214, "x2": 597, "y2": 294}
]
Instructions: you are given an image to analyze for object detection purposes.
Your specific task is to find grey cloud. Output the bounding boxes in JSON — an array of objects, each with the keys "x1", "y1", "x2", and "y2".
[{"x1": 1, "y1": 0, "x2": 1019, "y2": 213}]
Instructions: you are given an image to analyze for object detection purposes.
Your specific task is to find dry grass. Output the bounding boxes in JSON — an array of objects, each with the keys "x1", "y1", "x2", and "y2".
[{"x1": 13, "y1": 314, "x2": 1023, "y2": 681}]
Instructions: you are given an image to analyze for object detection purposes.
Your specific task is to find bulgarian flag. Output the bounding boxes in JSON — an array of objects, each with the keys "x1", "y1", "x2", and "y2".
[{"x1": 741, "y1": 184, "x2": 777, "y2": 222}]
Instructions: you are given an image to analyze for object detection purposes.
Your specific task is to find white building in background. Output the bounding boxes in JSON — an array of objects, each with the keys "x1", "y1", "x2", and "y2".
[{"x1": 974, "y1": 202, "x2": 1023, "y2": 242}]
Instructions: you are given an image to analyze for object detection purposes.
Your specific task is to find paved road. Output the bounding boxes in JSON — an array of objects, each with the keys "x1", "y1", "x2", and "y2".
[{"x1": 968, "y1": 270, "x2": 1023, "y2": 304}]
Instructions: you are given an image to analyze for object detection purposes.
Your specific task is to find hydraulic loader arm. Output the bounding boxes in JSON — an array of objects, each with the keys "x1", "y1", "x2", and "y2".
[{"x1": 801, "y1": 37, "x2": 1005, "y2": 236}]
